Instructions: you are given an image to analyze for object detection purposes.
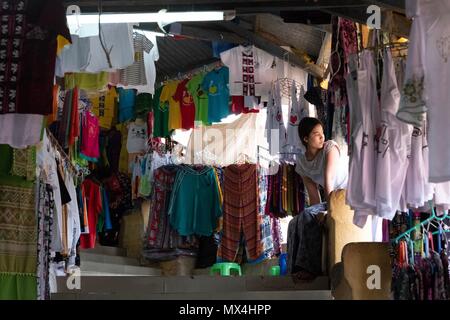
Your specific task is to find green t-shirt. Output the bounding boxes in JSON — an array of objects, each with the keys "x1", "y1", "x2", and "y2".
[
  {"x1": 152, "y1": 86, "x2": 170, "y2": 137},
  {"x1": 186, "y1": 73, "x2": 210, "y2": 126},
  {"x1": 135, "y1": 93, "x2": 152, "y2": 118}
]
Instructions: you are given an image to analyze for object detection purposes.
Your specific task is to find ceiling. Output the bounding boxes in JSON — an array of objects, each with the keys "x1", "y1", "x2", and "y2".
[{"x1": 64, "y1": 0, "x2": 406, "y2": 80}]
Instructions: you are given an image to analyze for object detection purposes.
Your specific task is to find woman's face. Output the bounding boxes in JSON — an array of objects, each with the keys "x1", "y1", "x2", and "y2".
[{"x1": 305, "y1": 124, "x2": 324, "y2": 150}]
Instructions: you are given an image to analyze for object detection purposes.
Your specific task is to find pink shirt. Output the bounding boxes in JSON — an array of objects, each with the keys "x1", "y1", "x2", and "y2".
[{"x1": 81, "y1": 112, "x2": 100, "y2": 159}]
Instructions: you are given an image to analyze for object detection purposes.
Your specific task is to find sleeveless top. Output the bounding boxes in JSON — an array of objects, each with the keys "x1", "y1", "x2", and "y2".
[{"x1": 295, "y1": 140, "x2": 348, "y2": 191}]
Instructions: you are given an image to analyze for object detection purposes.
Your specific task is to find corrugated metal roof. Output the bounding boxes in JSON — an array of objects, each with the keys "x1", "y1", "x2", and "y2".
[{"x1": 155, "y1": 36, "x2": 218, "y2": 82}]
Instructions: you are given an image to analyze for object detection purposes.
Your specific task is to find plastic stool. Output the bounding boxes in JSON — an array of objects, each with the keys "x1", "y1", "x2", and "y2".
[
  {"x1": 210, "y1": 262, "x2": 242, "y2": 276},
  {"x1": 270, "y1": 265, "x2": 280, "y2": 276}
]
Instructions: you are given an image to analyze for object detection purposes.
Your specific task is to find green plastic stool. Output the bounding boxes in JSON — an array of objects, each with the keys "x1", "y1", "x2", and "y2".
[
  {"x1": 270, "y1": 265, "x2": 280, "y2": 276},
  {"x1": 210, "y1": 263, "x2": 242, "y2": 276}
]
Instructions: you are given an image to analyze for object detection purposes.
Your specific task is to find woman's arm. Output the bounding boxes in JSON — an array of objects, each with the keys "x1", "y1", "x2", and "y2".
[
  {"x1": 324, "y1": 145, "x2": 340, "y2": 202},
  {"x1": 302, "y1": 175, "x2": 321, "y2": 205}
]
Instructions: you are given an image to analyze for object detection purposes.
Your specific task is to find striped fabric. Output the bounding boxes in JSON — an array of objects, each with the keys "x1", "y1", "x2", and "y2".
[
  {"x1": 218, "y1": 164, "x2": 262, "y2": 263},
  {"x1": 119, "y1": 33, "x2": 153, "y2": 86}
]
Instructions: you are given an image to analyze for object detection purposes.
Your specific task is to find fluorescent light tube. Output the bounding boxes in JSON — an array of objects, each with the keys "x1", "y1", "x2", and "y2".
[{"x1": 66, "y1": 10, "x2": 234, "y2": 25}]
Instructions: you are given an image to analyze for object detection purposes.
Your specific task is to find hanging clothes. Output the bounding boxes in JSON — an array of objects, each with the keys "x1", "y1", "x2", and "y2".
[
  {"x1": 265, "y1": 82, "x2": 287, "y2": 156},
  {"x1": 168, "y1": 165, "x2": 222, "y2": 236},
  {"x1": 220, "y1": 45, "x2": 275, "y2": 102},
  {"x1": 218, "y1": 163, "x2": 261, "y2": 263},
  {"x1": 396, "y1": 0, "x2": 450, "y2": 183},
  {"x1": 375, "y1": 49, "x2": 413, "y2": 220},
  {"x1": 36, "y1": 177, "x2": 55, "y2": 300},
  {"x1": 202, "y1": 66, "x2": 231, "y2": 123},
  {"x1": 345, "y1": 50, "x2": 377, "y2": 228},
  {"x1": 285, "y1": 85, "x2": 306, "y2": 154},
  {"x1": 79, "y1": 179, "x2": 103, "y2": 249},
  {"x1": 143, "y1": 165, "x2": 198, "y2": 261},
  {"x1": 0, "y1": 0, "x2": 70, "y2": 115},
  {"x1": 118, "y1": 32, "x2": 153, "y2": 87}
]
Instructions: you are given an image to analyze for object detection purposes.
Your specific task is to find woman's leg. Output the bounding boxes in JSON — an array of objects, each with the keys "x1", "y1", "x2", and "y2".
[{"x1": 293, "y1": 202, "x2": 327, "y2": 278}]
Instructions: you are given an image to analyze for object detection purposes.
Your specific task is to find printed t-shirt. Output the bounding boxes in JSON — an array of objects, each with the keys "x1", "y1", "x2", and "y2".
[
  {"x1": 173, "y1": 79, "x2": 196, "y2": 130},
  {"x1": 187, "y1": 73, "x2": 209, "y2": 125},
  {"x1": 160, "y1": 80, "x2": 181, "y2": 131},
  {"x1": 80, "y1": 112, "x2": 100, "y2": 160},
  {"x1": 91, "y1": 87, "x2": 118, "y2": 129},
  {"x1": 126, "y1": 121, "x2": 148, "y2": 153},
  {"x1": 202, "y1": 67, "x2": 230, "y2": 123}
]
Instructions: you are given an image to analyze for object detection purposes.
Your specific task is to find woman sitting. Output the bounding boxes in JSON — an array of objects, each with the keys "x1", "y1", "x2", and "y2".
[{"x1": 288, "y1": 117, "x2": 349, "y2": 280}]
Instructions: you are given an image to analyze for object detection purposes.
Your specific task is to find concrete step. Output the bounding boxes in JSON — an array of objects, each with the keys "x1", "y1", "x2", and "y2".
[
  {"x1": 52, "y1": 290, "x2": 333, "y2": 300},
  {"x1": 80, "y1": 261, "x2": 162, "y2": 276},
  {"x1": 80, "y1": 251, "x2": 140, "y2": 266},
  {"x1": 82, "y1": 245, "x2": 127, "y2": 257},
  {"x1": 52, "y1": 275, "x2": 331, "y2": 300}
]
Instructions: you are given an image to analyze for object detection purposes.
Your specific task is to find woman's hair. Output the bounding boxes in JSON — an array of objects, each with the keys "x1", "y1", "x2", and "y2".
[{"x1": 298, "y1": 117, "x2": 324, "y2": 147}]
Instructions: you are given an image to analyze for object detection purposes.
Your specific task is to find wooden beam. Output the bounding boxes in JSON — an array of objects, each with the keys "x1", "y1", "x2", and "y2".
[
  {"x1": 321, "y1": 6, "x2": 410, "y2": 37},
  {"x1": 218, "y1": 21, "x2": 324, "y2": 79}
]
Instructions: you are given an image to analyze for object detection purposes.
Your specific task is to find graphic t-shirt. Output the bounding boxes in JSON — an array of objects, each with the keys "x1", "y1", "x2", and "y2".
[
  {"x1": 91, "y1": 87, "x2": 118, "y2": 129},
  {"x1": 126, "y1": 121, "x2": 148, "y2": 153},
  {"x1": 186, "y1": 73, "x2": 209, "y2": 125},
  {"x1": 173, "y1": 79, "x2": 196, "y2": 130},
  {"x1": 152, "y1": 86, "x2": 169, "y2": 137},
  {"x1": 202, "y1": 67, "x2": 230, "y2": 123},
  {"x1": 160, "y1": 80, "x2": 181, "y2": 131}
]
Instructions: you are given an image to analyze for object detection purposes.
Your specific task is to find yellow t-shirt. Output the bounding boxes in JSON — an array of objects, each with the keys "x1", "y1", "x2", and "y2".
[
  {"x1": 90, "y1": 87, "x2": 118, "y2": 129},
  {"x1": 65, "y1": 72, "x2": 109, "y2": 91},
  {"x1": 116, "y1": 123, "x2": 129, "y2": 174},
  {"x1": 160, "y1": 80, "x2": 181, "y2": 131}
]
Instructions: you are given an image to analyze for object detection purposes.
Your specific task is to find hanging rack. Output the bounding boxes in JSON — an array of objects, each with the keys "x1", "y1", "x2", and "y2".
[
  {"x1": 393, "y1": 201, "x2": 450, "y2": 244},
  {"x1": 46, "y1": 129, "x2": 79, "y2": 177}
]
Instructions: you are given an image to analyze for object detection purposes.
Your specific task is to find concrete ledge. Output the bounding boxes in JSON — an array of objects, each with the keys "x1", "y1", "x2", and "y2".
[{"x1": 52, "y1": 290, "x2": 333, "y2": 300}]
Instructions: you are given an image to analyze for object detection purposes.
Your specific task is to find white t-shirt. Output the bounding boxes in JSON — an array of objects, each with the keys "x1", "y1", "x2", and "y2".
[
  {"x1": 295, "y1": 140, "x2": 348, "y2": 192},
  {"x1": 375, "y1": 49, "x2": 413, "y2": 220},
  {"x1": 126, "y1": 121, "x2": 148, "y2": 153},
  {"x1": 220, "y1": 45, "x2": 276, "y2": 100},
  {"x1": 0, "y1": 114, "x2": 44, "y2": 148},
  {"x1": 55, "y1": 34, "x2": 90, "y2": 77},
  {"x1": 265, "y1": 83, "x2": 287, "y2": 155},
  {"x1": 84, "y1": 23, "x2": 135, "y2": 73},
  {"x1": 286, "y1": 85, "x2": 308, "y2": 154},
  {"x1": 397, "y1": 0, "x2": 450, "y2": 182}
]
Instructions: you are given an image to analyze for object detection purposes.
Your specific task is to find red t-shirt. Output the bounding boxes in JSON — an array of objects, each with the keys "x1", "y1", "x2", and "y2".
[
  {"x1": 173, "y1": 79, "x2": 196, "y2": 129},
  {"x1": 80, "y1": 179, "x2": 103, "y2": 249}
]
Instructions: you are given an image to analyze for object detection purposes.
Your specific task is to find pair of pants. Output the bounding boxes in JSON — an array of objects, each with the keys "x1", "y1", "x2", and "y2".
[{"x1": 287, "y1": 202, "x2": 327, "y2": 275}]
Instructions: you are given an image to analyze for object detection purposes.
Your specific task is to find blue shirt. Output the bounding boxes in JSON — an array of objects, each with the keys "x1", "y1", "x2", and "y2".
[
  {"x1": 118, "y1": 88, "x2": 136, "y2": 123},
  {"x1": 202, "y1": 66, "x2": 230, "y2": 123}
]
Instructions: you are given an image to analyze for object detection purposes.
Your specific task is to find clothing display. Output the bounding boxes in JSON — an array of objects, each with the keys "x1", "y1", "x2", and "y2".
[
  {"x1": 266, "y1": 163, "x2": 305, "y2": 218},
  {"x1": 119, "y1": 32, "x2": 153, "y2": 87},
  {"x1": 396, "y1": 0, "x2": 450, "y2": 184},
  {"x1": 168, "y1": 165, "x2": 222, "y2": 236},
  {"x1": 345, "y1": 50, "x2": 378, "y2": 228},
  {"x1": 202, "y1": 66, "x2": 230, "y2": 123},
  {"x1": 126, "y1": 120, "x2": 148, "y2": 153},
  {"x1": 218, "y1": 164, "x2": 261, "y2": 263},
  {"x1": 265, "y1": 83, "x2": 287, "y2": 155},
  {"x1": 186, "y1": 73, "x2": 209, "y2": 125},
  {"x1": 174, "y1": 79, "x2": 196, "y2": 130},
  {"x1": 220, "y1": 45, "x2": 276, "y2": 101}
]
